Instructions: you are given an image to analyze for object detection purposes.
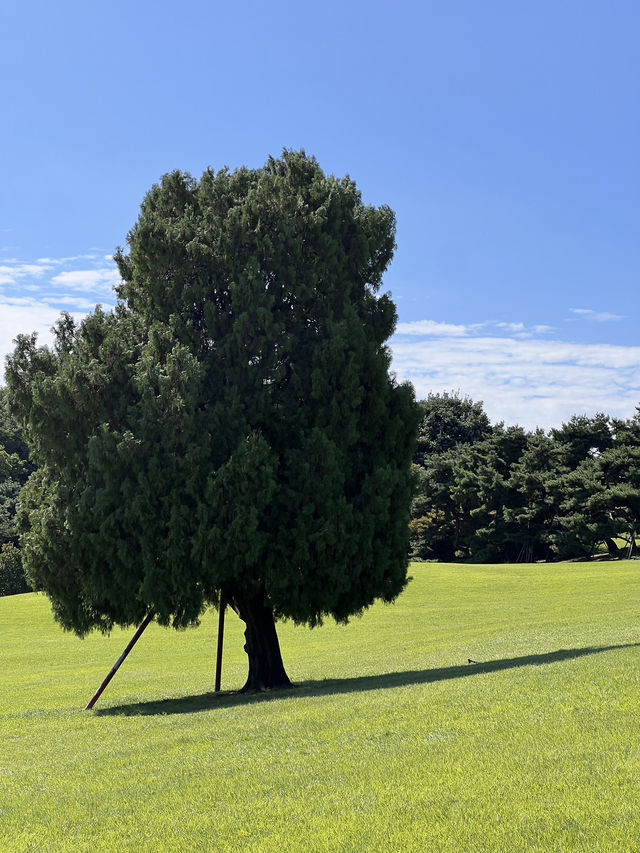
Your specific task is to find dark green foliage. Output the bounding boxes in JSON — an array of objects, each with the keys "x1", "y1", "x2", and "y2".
[
  {"x1": 551, "y1": 413, "x2": 614, "y2": 469},
  {"x1": 409, "y1": 394, "x2": 493, "y2": 560},
  {"x1": 6, "y1": 152, "x2": 418, "y2": 687},
  {"x1": 556, "y1": 445, "x2": 640, "y2": 559},
  {"x1": 613, "y1": 408, "x2": 640, "y2": 447},
  {"x1": 410, "y1": 398, "x2": 640, "y2": 563},
  {"x1": 0, "y1": 543, "x2": 29, "y2": 596},
  {"x1": 414, "y1": 392, "x2": 492, "y2": 463},
  {"x1": 500, "y1": 431, "x2": 568, "y2": 562},
  {"x1": 465, "y1": 426, "x2": 531, "y2": 563},
  {"x1": 555, "y1": 459, "x2": 616, "y2": 559},
  {"x1": 0, "y1": 388, "x2": 33, "y2": 547}
]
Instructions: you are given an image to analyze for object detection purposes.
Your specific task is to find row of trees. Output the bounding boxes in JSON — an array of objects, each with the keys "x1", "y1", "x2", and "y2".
[{"x1": 410, "y1": 393, "x2": 640, "y2": 563}]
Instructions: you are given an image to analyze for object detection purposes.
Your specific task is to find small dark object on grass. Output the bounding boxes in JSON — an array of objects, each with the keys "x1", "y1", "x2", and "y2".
[{"x1": 468, "y1": 658, "x2": 479, "y2": 664}]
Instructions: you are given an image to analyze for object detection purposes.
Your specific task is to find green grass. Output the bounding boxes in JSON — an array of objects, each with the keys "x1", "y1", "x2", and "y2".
[{"x1": 2, "y1": 561, "x2": 639, "y2": 852}]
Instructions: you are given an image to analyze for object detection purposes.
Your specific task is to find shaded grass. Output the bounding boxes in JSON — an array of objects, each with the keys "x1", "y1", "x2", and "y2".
[{"x1": 2, "y1": 561, "x2": 640, "y2": 851}]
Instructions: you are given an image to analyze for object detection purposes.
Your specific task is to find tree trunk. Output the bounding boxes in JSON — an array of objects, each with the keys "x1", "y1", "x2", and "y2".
[
  {"x1": 229, "y1": 587, "x2": 293, "y2": 692},
  {"x1": 604, "y1": 537, "x2": 620, "y2": 557}
]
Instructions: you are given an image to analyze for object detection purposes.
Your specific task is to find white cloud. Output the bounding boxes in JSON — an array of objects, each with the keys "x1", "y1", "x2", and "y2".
[
  {"x1": 0, "y1": 295, "x2": 111, "y2": 376},
  {"x1": 395, "y1": 320, "x2": 468, "y2": 337},
  {"x1": 36, "y1": 254, "x2": 102, "y2": 265},
  {"x1": 51, "y1": 268, "x2": 120, "y2": 294},
  {"x1": 0, "y1": 256, "x2": 120, "y2": 294},
  {"x1": 395, "y1": 319, "x2": 562, "y2": 340},
  {"x1": 0, "y1": 253, "x2": 120, "y2": 380},
  {"x1": 0, "y1": 262, "x2": 53, "y2": 285},
  {"x1": 570, "y1": 308, "x2": 623, "y2": 323},
  {"x1": 391, "y1": 329, "x2": 640, "y2": 431},
  {"x1": 496, "y1": 322, "x2": 525, "y2": 333},
  {"x1": 46, "y1": 295, "x2": 107, "y2": 311},
  {"x1": 0, "y1": 299, "x2": 81, "y2": 370}
]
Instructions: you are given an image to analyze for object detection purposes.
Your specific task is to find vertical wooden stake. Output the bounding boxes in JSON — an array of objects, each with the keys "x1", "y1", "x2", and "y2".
[
  {"x1": 215, "y1": 593, "x2": 226, "y2": 692},
  {"x1": 84, "y1": 612, "x2": 154, "y2": 710}
]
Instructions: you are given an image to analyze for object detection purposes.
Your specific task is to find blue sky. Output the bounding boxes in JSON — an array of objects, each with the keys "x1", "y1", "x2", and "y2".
[{"x1": 1, "y1": 0, "x2": 638, "y2": 429}]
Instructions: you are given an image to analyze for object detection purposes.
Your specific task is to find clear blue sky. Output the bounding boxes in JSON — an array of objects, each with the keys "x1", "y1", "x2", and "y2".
[{"x1": 1, "y1": 0, "x2": 638, "y2": 428}]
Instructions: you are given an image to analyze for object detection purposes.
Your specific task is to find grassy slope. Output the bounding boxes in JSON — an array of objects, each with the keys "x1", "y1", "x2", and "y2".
[{"x1": 1, "y1": 561, "x2": 639, "y2": 852}]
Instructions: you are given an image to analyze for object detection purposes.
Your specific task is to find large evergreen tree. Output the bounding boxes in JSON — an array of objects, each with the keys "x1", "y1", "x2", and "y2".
[{"x1": 6, "y1": 152, "x2": 418, "y2": 691}]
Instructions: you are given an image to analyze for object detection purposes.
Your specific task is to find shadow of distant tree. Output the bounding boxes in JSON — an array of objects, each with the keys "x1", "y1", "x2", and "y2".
[{"x1": 92, "y1": 642, "x2": 639, "y2": 717}]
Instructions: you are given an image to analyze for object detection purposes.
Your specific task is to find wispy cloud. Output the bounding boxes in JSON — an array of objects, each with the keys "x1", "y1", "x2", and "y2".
[
  {"x1": 0, "y1": 253, "x2": 120, "y2": 375},
  {"x1": 36, "y1": 255, "x2": 93, "y2": 265},
  {"x1": 395, "y1": 319, "x2": 556, "y2": 341},
  {"x1": 395, "y1": 320, "x2": 468, "y2": 337},
  {"x1": 0, "y1": 255, "x2": 118, "y2": 291},
  {"x1": 496, "y1": 322, "x2": 525, "y2": 333},
  {"x1": 391, "y1": 322, "x2": 640, "y2": 430},
  {"x1": 569, "y1": 308, "x2": 623, "y2": 323},
  {"x1": 0, "y1": 254, "x2": 120, "y2": 300},
  {"x1": 0, "y1": 262, "x2": 53, "y2": 286},
  {"x1": 51, "y1": 268, "x2": 120, "y2": 294},
  {"x1": 0, "y1": 297, "x2": 86, "y2": 369}
]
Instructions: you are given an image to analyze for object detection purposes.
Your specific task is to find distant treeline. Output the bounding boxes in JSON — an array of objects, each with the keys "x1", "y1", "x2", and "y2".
[{"x1": 410, "y1": 393, "x2": 640, "y2": 563}]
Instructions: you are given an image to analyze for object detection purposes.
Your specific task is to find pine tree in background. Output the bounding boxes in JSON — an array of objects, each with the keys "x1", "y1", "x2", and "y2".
[
  {"x1": 6, "y1": 151, "x2": 419, "y2": 691},
  {"x1": 0, "y1": 389, "x2": 33, "y2": 596}
]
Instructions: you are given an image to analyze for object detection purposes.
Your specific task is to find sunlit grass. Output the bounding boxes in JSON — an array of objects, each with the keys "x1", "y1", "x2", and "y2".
[{"x1": 2, "y1": 560, "x2": 639, "y2": 851}]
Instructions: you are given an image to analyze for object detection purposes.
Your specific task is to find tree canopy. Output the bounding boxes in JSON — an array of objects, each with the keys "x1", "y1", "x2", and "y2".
[
  {"x1": 409, "y1": 396, "x2": 640, "y2": 563},
  {"x1": 0, "y1": 387, "x2": 33, "y2": 548},
  {"x1": 7, "y1": 151, "x2": 419, "y2": 690}
]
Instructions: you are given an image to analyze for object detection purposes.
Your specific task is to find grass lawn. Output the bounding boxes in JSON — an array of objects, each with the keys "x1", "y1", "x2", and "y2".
[{"x1": 1, "y1": 560, "x2": 639, "y2": 852}]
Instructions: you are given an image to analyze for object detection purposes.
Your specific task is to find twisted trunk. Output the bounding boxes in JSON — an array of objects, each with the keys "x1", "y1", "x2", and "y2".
[{"x1": 229, "y1": 586, "x2": 293, "y2": 692}]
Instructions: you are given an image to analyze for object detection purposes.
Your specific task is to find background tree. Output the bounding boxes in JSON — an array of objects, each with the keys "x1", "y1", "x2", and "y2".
[
  {"x1": 0, "y1": 542, "x2": 29, "y2": 596},
  {"x1": 7, "y1": 152, "x2": 419, "y2": 691},
  {"x1": 0, "y1": 388, "x2": 33, "y2": 548},
  {"x1": 500, "y1": 431, "x2": 568, "y2": 562},
  {"x1": 556, "y1": 458, "x2": 617, "y2": 559},
  {"x1": 409, "y1": 452, "x2": 462, "y2": 561},
  {"x1": 592, "y1": 446, "x2": 640, "y2": 556},
  {"x1": 409, "y1": 393, "x2": 492, "y2": 560},
  {"x1": 409, "y1": 399, "x2": 640, "y2": 564},
  {"x1": 467, "y1": 425, "x2": 531, "y2": 562},
  {"x1": 550, "y1": 412, "x2": 614, "y2": 469},
  {"x1": 414, "y1": 392, "x2": 492, "y2": 464},
  {"x1": 0, "y1": 389, "x2": 33, "y2": 596},
  {"x1": 612, "y1": 407, "x2": 640, "y2": 448}
]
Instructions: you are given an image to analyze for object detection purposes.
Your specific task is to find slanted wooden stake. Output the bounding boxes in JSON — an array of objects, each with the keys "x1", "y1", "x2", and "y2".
[
  {"x1": 628, "y1": 532, "x2": 636, "y2": 559},
  {"x1": 84, "y1": 613, "x2": 154, "y2": 710},
  {"x1": 215, "y1": 593, "x2": 226, "y2": 692}
]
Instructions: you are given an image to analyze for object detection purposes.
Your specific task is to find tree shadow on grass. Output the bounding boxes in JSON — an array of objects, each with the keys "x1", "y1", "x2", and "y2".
[{"x1": 93, "y1": 642, "x2": 640, "y2": 717}]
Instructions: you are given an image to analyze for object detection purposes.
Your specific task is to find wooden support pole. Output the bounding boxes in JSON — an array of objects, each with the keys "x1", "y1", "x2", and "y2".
[
  {"x1": 214, "y1": 593, "x2": 226, "y2": 692},
  {"x1": 84, "y1": 613, "x2": 154, "y2": 710}
]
